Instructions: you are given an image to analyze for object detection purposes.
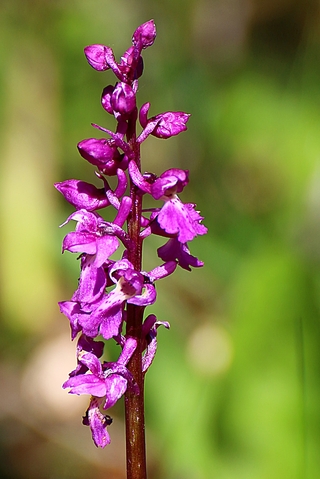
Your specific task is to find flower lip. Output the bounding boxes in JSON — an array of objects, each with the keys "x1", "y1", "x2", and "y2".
[{"x1": 82, "y1": 397, "x2": 112, "y2": 448}]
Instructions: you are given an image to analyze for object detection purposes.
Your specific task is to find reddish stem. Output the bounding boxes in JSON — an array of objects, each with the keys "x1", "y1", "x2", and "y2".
[{"x1": 124, "y1": 113, "x2": 147, "y2": 479}]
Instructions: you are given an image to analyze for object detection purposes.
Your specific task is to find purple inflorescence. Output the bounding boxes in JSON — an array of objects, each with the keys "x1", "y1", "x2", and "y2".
[{"x1": 55, "y1": 20, "x2": 207, "y2": 447}]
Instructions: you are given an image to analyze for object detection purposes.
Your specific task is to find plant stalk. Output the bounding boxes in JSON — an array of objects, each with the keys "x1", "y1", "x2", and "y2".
[{"x1": 124, "y1": 114, "x2": 147, "y2": 479}]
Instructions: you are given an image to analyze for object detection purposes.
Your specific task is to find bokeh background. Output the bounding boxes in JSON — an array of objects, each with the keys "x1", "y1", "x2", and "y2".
[{"x1": 1, "y1": 0, "x2": 320, "y2": 478}]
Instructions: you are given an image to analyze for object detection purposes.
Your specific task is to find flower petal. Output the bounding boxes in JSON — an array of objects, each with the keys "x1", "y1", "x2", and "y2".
[
  {"x1": 132, "y1": 20, "x2": 156, "y2": 50},
  {"x1": 83, "y1": 397, "x2": 112, "y2": 448},
  {"x1": 84, "y1": 44, "x2": 112, "y2": 71},
  {"x1": 104, "y1": 375, "x2": 127, "y2": 408},
  {"x1": 54, "y1": 179, "x2": 110, "y2": 211},
  {"x1": 63, "y1": 374, "x2": 106, "y2": 397}
]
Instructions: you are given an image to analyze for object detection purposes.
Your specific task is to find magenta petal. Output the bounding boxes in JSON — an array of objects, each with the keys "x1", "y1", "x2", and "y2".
[
  {"x1": 114, "y1": 168, "x2": 128, "y2": 198},
  {"x1": 152, "y1": 111, "x2": 190, "y2": 139},
  {"x1": 58, "y1": 301, "x2": 82, "y2": 340},
  {"x1": 157, "y1": 198, "x2": 197, "y2": 243},
  {"x1": 160, "y1": 169, "x2": 189, "y2": 192},
  {"x1": 69, "y1": 335, "x2": 105, "y2": 377},
  {"x1": 63, "y1": 374, "x2": 106, "y2": 397},
  {"x1": 54, "y1": 180, "x2": 110, "y2": 211},
  {"x1": 119, "y1": 46, "x2": 144, "y2": 80},
  {"x1": 94, "y1": 236, "x2": 119, "y2": 268},
  {"x1": 111, "y1": 82, "x2": 136, "y2": 116},
  {"x1": 78, "y1": 306, "x2": 102, "y2": 339},
  {"x1": 101, "y1": 85, "x2": 114, "y2": 114},
  {"x1": 78, "y1": 138, "x2": 121, "y2": 171},
  {"x1": 142, "y1": 318, "x2": 170, "y2": 373},
  {"x1": 151, "y1": 175, "x2": 179, "y2": 200},
  {"x1": 74, "y1": 261, "x2": 106, "y2": 303},
  {"x1": 132, "y1": 20, "x2": 156, "y2": 50},
  {"x1": 77, "y1": 334, "x2": 104, "y2": 359},
  {"x1": 142, "y1": 337, "x2": 157, "y2": 373},
  {"x1": 139, "y1": 102, "x2": 150, "y2": 128},
  {"x1": 85, "y1": 398, "x2": 112, "y2": 448},
  {"x1": 147, "y1": 261, "x2": 177, "y2": 281},
  {"x1": 185, "y1": 203, "x2": 208, "y2": 236},
  {"x1": 78, "y1": 352, "x2": 103, "y2": 376},
  {"x1": 120, "y1": 269, "x2": 144, "y2": 297},
  {"x1": 84, "y1": 44, "x2": 112, "y2": 71},
  {"x1": 128, "y1": 160, "x2": 152, "y2": 193},
  {"x1": 99, "y1": 305, "x2": 123, "y2": 340},
  {"x1": 136, "y1": 118, "x2": 160, "y2": 144},
  {"x1": 142, "y1": 314, "x2": 157, "y2": 336},
  {"x1": 157, "y1": 238, "x2": 204, "y2": 271},
  {"x1": 65, "y1": 210, "x2": 98, "y2": 231},
  {"x1": 62, "y1": 232, "x2": 97, "y2": 254},
  {"x1": 128, "y1": 283, "x2": 156, "y2": 306},
  {"x1": 113, "y1": 196, "x2": 132, "y2": 226},
  {"x1": 109, "y1": 365, "x2": 139, "y2": 395},
  {"x1": 104, "y1": 375, "x2": 127, "y2": 408},
  {"x1": 118, "y1": 337, "x2": 137, "y2": 365},
  {"x1": 109, "y1": 259, "x2": 134, "y2": 280}
]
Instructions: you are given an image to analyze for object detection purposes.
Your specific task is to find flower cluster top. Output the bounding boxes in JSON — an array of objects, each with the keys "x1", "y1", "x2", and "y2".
[{"x1": 55, "y1": 20, "x2": 207, "y2": 448}]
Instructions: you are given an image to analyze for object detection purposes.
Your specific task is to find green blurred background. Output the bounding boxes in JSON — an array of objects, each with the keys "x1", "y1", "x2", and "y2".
[{"x1": 1, "y1": 0, "x2": 320, "y2": 478}]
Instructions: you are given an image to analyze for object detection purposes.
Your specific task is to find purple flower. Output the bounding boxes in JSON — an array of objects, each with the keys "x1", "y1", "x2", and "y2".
[
  {"x1": 61, "y1": 259, "x2": 156, "y2": 340},
  {"x1": 85, "y1": 260, "x2": 153, "y2": 339},
  {"x1": 84, "y1": 20, "x2": 156, "y2": 85},
  {"x1": 84, "y1": 44, "x2": 124, "y2": 81},
  {"x1": 157, "y1": 238, "x2": 204, "y2": 271},
  {"x1": 111, "y1": 82, "x2": 136, "y2": 117},
  {"x1": 150, "y1": 170, "x2": 205, "y2": 242},
  {"x1": 76, "y1": 258, "x2": 175, "y2": 341},
  {"x1": 142, "y1": 314, "x2": 170, "y2": 372},
  {"x1": 82, "y1": 397, "x2": 113, "y2": 448},
  {"x1": 132, "y1": 20, "x2": 156, "y2": 51},
  {"x1": 128, "y1": 165, "x2": 206, "y2": 243},
  {"x1": 72, "y1": 255, "x2": 107, "y2": 304},
  {"x1": 117, "y1": 20, "x2": 156, "y2": 83},
  {"x1": 138, "y1": 102, "x2": 190, "y2": 142},
  {"x1": 64, "y1": 337, "x2": 138, "y2": 447},
  {"x1": 61, "y1": 196, "x2": 132, "y2": 265},
  {"x1": 156, "y1": 200, "x2": 207, "y2": 244},
  {"x1": 61, "y1": 210, "x2": 120, "y2": 267},
  {"x1": 63, "y1": 337, "x2": 138, "y2": 401},
  {"x1": 59, "y1": 297, "x2": 102, "y2": 340},
  {"x1": 84, "y1": 44, "x2": 115, "y2": 71},
  {"x1": 54, "y1": 179, "x2": 110, "y2": 211},
  {"x1": 69, "y1": 334, "x2": 104, "y2": 377},
  {"x1": 77, "y1": 138, "x2": 127, "y2": 175},
  {"x1": 150, "y1": 169, "x2": 189, "y2": 199}
]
